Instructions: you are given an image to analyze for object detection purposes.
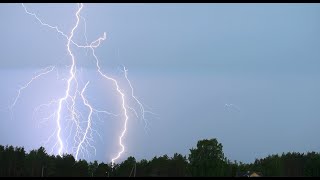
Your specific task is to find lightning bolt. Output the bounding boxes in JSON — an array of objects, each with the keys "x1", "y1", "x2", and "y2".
[
  {"x1": 75, "y1": 81, "x2": 94, "y2": 160},
  {"x1": 55, "y1": 3, "x2": 83, "y2": 156},
  {"x1": 9, "y1": 65, "x2": 55, "y2": 112},
  {"x1": 123, "y1": 67, "x2": 159, "y2": 133},
  {"x1": 88, "y1": 39, "x2": 129, "y2": 166},
  {"x1": 16, "y1": 3, "x2": 154, "y2": 166}
]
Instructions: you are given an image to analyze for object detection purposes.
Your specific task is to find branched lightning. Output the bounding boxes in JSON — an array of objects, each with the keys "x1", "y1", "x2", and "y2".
[
  {"x1": 123, "y1": 67, "x2": 159, "y2": 132},
  {"x1": 13, "y1": 3, "x2": 154, "y2": 166},
  {"x1": 76, "y1": 81, "x2": 94, "y2": 160},
  {"x1": 88, "y1": 42, "x2": 129, "y2": 165},
  {"x1": 55, "y1": 2, "x2": 83, "y2": 157}
]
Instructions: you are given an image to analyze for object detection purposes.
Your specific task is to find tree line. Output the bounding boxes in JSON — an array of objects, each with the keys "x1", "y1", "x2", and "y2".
[{"x1": 1, "y1": 138, "x2": 320, "y2": 177}]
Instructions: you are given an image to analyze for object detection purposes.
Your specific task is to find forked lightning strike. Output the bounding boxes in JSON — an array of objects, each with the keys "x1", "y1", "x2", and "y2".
[
  {"x1": 10, "y1": 3, "x2": 154, "y2": 166},
  {"x1": 75, "y1": 81, "x2": 94, "y2": 160},
  {"x1": 55, "y1": 2, "x2": 83, "y2": 157}
]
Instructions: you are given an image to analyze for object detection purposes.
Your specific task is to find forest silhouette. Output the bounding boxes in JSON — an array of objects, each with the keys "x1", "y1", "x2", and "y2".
[{"x1": 1, "y1": 138, "x2": 320, "y2": 177}]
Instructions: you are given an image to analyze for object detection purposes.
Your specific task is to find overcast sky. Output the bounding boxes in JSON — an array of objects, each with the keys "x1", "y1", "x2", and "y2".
[{"x1": 0, "y1": 3, "x2": 320, "y2": 164}]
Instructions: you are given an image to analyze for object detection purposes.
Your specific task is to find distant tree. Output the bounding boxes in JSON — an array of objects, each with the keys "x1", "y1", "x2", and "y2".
[
  {"x1": 116, "y1": 156, "x2": 136, "y2": 177},
  {"x1": 13, "y1": 147, "x2": 26, "y2": 176},
  {"x1": 188, "y1": 138, "x2": 227, "y2": 176},
  {"x1": 136, "y1": 159, "x2": 150, "y2": 177},
  {"x1": 95, "y1": 162, "x2": 110, "y2": 177},
  {"x1": 88, "y1": 160, "x2": 98, "y2": 177},
  {"x1": 224, "y1": 159, "x2": 239, "y2": 176},
  {"x1": 6, "y1": 145, "x2": 15, "y2": 176},
  {"x1": 46, "y1": 155, "x2": 56, "y2": 177},
  {"x1": 53, "y1": 154, "x2": 76, "y2": 176},
  {"x1": 25, "y1": 146, "x2": 47, "y2": 176},
  {"x1": 149, "y1": 155, "x2": 171, "y2": 176},
  {"x1": 0, "y1": 145, "x2": 3, "y2": 176},
  {"x1": 169, "y1": 153, "x2": 189, "y2": 176},
  {"x1": 304, "y1": 152, "x2": 320, "y2": 176},
  {"x1": 74, "y1": 159, "x2": 89, "y2": 177}
]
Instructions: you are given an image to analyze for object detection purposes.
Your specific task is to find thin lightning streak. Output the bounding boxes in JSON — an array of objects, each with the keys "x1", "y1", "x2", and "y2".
[
  {"x1": 22, "y1": 3, "x2": 87, "y2": 49},
  {"x1": 75, "y1": 81, "x2": 93, "y2": 160},
  {"x1": 123, "y1": 67, "x2": 150, "y2": 129},
  {"x1": 22, "y1": 4, "x2": 69, "y2": 39},
  {"x1": 94, "y1": 109, "x2": 119, "y2": 117},
  {"x1": 122, "y1": 67, "x2": 159, "y2": 135},
  {"x1": 42, "y1": 127, "x2": 58, "y2": 154},
  {"x1": 127, "y1": 106, "x2": 139, "y2": 118},
  {"x1": 225, "y1": 103, "x2": 240, "y2": 112},
  {"x1": 32, "y1": 99, "x2": 58, "y2": 121},
  {"x1": 38, "y1": 113, "x2": 56, "y2": 126},
  {"x1": 80, "y1": 15, "x2": 90, "y2": 56},
  {"x1": 9, "y1": 66, "x2": 55, "y2": 110}
]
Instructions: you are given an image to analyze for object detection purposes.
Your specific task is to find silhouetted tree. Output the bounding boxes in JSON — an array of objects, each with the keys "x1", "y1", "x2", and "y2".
[
  {"x1": 188, "y1": 138, "x2": 227, "y2": 176},
  {"x1": 169, "y1": 153, "x2": 189, "y2": 176},
  {"x1": 136, "y1": 159, "x2": 150, "y2": 177},
  {"x1": 88, "y1": 160, "x2": 98, "y2": 177},
  {"x1": 116, "y1": 156, "x2": 136, "y2": 177}
]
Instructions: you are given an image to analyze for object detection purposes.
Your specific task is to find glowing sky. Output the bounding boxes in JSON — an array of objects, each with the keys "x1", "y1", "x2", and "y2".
[{"x1": 1, "y1": 3, "x2": 320, "y2": 164}]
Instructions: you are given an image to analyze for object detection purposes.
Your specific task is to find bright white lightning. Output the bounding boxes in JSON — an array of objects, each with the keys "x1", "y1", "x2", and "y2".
[
  {"x1": 75, "y1": 81, "x2": 94, "y2": 160},
  {"x1": 88, "y1": 42, "x2": 129, "y2": 166},
  {"x1": 55, "y1": 3, "x2": 83, "y2": 156},
  {"x1": 21, "y1": 3, "x2": 86, "y2": 157},
  {"x1": 19, "y1": 3, "x2": 153, "y2": 165}
]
